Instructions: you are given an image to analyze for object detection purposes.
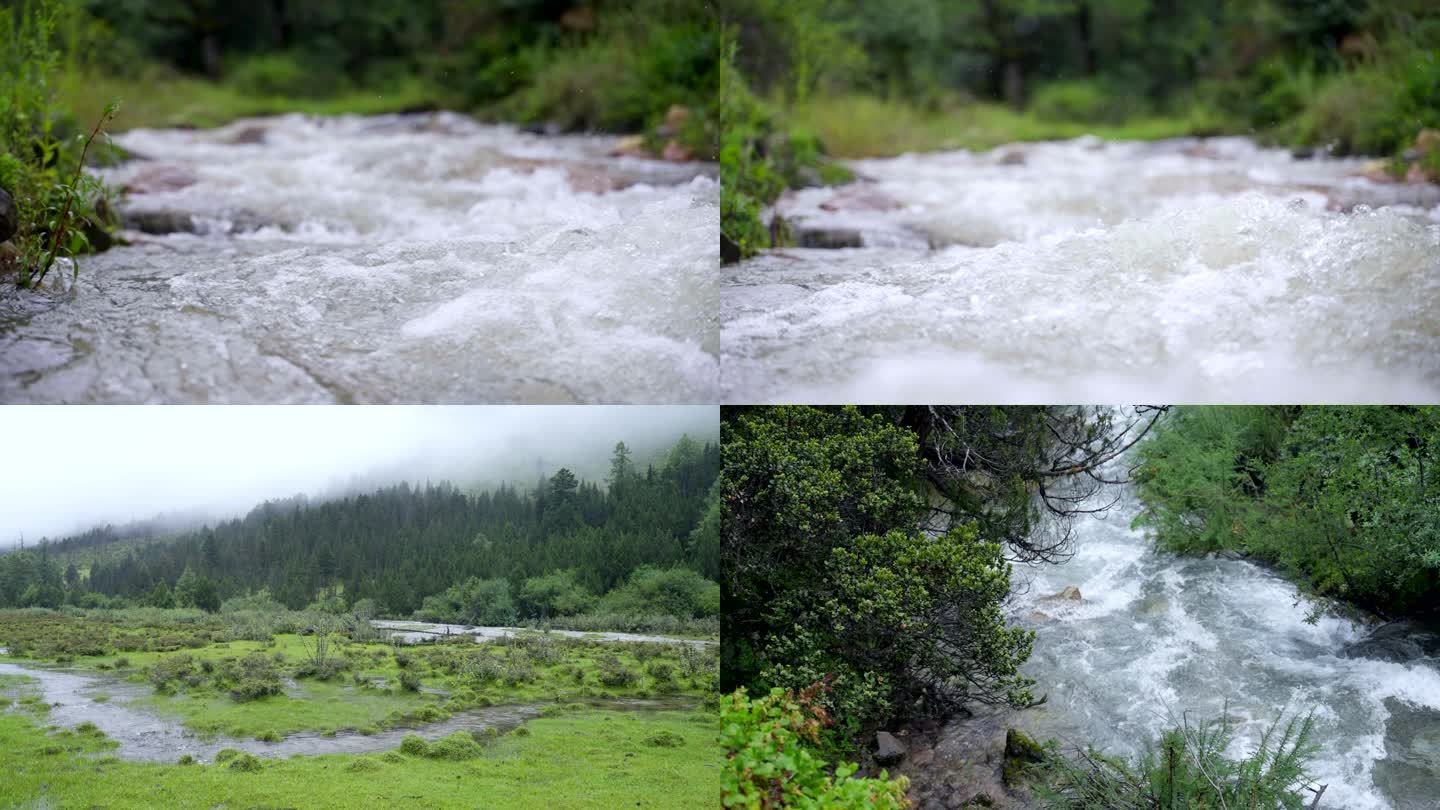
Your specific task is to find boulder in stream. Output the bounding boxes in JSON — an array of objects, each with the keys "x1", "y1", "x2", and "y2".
[
  {"x1": 875, "y1": 730, "x2": 908, "y2": 766},
  {"x1": 797, "y1": 225, "x2": 864, "y2": 249},
  {"x1": 1343, "y1": 621, "x2": 1440, "y2": 664},
  {"x1": 123, "y1": 164, "x2": 199, "y2": 195},
  {"x1": 121, "y1": 208, "x2": 196, "y2": 235},
  {"x1": 1046, "y1": 585, "x2": 1082, "y2": 601}
]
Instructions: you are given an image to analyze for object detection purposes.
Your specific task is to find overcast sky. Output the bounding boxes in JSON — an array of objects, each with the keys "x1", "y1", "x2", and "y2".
[{"x1": 0, "y1": 406, "x2": 717, "y2": 545}]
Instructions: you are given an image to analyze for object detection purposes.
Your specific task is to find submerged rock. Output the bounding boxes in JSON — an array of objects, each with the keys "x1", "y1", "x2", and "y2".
[
  {"x1": 1343, "y1": 621, "x2": 1440, "y2": 664},
  {"x1": 0, "y1": 187, "x2": 16, "y2": 243},
  {"x1": 121, "y1": 208, "x2": 196, "y2": 235},
  {"x1": 797, "y1": 226, "x2": 864, "y2": 249},
  {"x1": 123, "y1": 164, "x2": 198, "y2": 195},
  {"x1": 1046, "y1": 586, "x2": 1082, "y2": 601},
  {"x1": 875, "y1": 730, "x2": 908, "y2": 766}
]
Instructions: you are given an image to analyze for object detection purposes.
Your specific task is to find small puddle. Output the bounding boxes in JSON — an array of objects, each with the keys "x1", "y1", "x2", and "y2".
[{"x1": 0, "y1": 660, "x2": 696, "y2": 763}]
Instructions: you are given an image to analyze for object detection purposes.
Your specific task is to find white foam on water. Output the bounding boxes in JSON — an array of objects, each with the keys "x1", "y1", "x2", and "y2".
[
  {"x1": 1011, "y1": 477, "x2": 1439, "y2": 809},
  {"x1": 0, "y1": 114, "x2": 717, "y2": 403},
  {"x1": 723, "y1": 138, "x2": 1440, "y2": 403}
]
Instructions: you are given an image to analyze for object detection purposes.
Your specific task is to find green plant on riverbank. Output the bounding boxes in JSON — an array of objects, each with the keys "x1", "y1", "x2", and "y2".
[
  {"x1": 1135, "y1": 406, "x2": 1440, "y2": 619},
  {"x1": 720, "y1": 684, "x2": 908, "y2": 809},
  {"x1": 1, "y1": 0, "x2": 117, "y2": 287},
  {"x1": 1038, "y1": 709, "x2": 1323, "y2": 810}
]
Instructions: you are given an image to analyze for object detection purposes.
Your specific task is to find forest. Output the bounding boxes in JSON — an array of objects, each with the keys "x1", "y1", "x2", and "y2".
[
  {"x1": 721, "y1": 0, "x2": 1440, "y2": 259},
  {"x1": 0, "y1": 435, "x2": 720, "y2": 633},
  {"x1": 721, "y1": 406, "x2": 1439, "y2": 809}
]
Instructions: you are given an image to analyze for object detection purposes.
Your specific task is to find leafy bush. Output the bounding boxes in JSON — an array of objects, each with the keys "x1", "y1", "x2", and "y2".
[
  {"x1": 598, "y1": 656, "x2": 638, "y2": 688},
  {"x1": 599, "y1": 567, "x2": 720, "y2": 619},
  {"x1": 399, "y1": 734, "x2": 430, "y2": 756},
  {"x1": 398, "y1": 670, "x2": 422, "y2": 692},
  {"x1": 644, "y1": 730, "x2": 684, "y2": 748},
  {"x1": 1030, "y1": 79, "x2": 1144, "y2": 124},
  {"x1": 226, "y1": 752, "x2": 263, "y2": 772},
  {"x1": 720, "y1": 685, "x2": 908, "y2": 809}
]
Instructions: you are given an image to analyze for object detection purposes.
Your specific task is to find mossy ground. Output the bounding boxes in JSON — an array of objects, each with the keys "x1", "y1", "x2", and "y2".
[
  {"x1": 790, "y1": 93, "x2": 1228, "y2": 159},
  {"x1": 58, "y1": 68, "x2": 454, "y2": 133}
]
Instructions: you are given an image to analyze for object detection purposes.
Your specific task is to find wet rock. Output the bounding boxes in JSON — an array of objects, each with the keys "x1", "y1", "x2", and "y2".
[
  {"x1": 792, "y1": 165, "x2": 824, "y2": 188},
  {"x1": 0, "y1": 187, "x2": 15, "y2": 242},
  {"x1": 81, "y1": 216, "x2": 113, "y2": 253},
  {"x1": 819, "y1": 186, "x2": 903, "y2": 213},
  {"x1": 121, "y1": 208, "x2": 196, "y2": 235},
  {"x1": 1343, "y1": 621, "x2": 1440, "y2": 663},
  {"x1": 227, "y1": 125, "x2": 268, "y2": 145},
  {"x1": 609, "y1": 135, "x2": 650, "y2": 158},
  {"x1": 875, "y1": 731, "x2": 908, "y2": 766},
  {"x1": 0, "y1": 240, "x2": 19, "y2": 274},
  {"x1": 1026, "y1": 610, "x2": 1051, "y2": 623},
  {"x1": 655, "y1": 105, "x2": 690, "y2": 140},
  {"x1": 995, "y1": 148, "x2": 1027, "y2": 166},
  {"x1": 720, "y1": 233, "x2": 741, "y2": 264},
  {"x1": 1046, "y1": 585, "x2": 1082, "y2": 601},
  {"x1": 520, "y1": 121, "x2": 563, "y2": 137},
  {"x1": 661, "y1": 140, "x2": 693, "y2": 162},
  {"x1": 797, "y1": 226, "x2": 863, "y2": 249},
  {"x1": 1002, "y1": 728, "x2": 1045, "y2": 788},
  {"x1": 1291, "y1": 146, "x2": 1316, "y2": 160},
  {"x1": 123, "y1": 164, "x2": 199, "y2": 195}
]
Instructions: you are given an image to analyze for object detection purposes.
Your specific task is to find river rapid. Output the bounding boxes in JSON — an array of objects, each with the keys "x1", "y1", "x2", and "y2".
[
  {"x1": 721, "y1": 137, "x2": 1440, "y2": 403},
  {"x1": 1002, "y1": 481, "x2": 1440, "y2": 810},
  {"x1": 0, "y1": 113, "x2": 718, "y2": 404}
]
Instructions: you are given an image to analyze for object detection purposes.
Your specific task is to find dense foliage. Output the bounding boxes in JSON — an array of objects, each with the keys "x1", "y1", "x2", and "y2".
[
  {"x1": 1040, "y1": 710, "x2": 1323, "y2": 810},
  {"x1": 720, "y1": 684, "x2": 909, "y2": 809},
  {"x1": 1135, "y1": 406, "x2": 1440, "y2": 618},
  {"x1": 1, "y1": 436, "x2": 719, "y2": 630},
  {"x1": 0, "y1": 0, "x2": 117, "y2": 286},
  {"x1": 66, "y1": 0, "x2": 716, "y2": 153},
  {"x1": 722, "y1": 406, "x2": 1045, "y2": 741}
]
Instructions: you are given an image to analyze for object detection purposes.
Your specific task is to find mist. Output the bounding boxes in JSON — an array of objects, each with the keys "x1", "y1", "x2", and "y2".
[{"x1": 0, "y1": 406, "x2": 717, "y2": 545}]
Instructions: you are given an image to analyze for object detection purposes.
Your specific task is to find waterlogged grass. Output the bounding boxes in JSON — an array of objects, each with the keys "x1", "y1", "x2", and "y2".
[
  {"x1": 790, "y1": 93, "x2": 1230, "y2": 158},
  {"x1": 57, "y1": 68, "x2": 455, "y2": 132},
  {"x1": 0, "y1": 612, "x2": 717, "y2": 740},
  {"x1": 0, "y1": 705, "x2": 718, "y2": 809}
]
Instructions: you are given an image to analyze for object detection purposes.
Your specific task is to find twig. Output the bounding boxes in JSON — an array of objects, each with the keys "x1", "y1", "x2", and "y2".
[{"x1": 33, "y1": 103, "x2": 117, "y2": 286}]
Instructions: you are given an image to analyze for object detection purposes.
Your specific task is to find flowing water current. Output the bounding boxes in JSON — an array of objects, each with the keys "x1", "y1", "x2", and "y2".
[
  {"x1": 722, "y1": 137, "x2": 1440, "y2": 402},
  {"x1": 1004, "y1": 481, "x2": 1440, "y2": 809},
  {"x1": 0, "y1": 113, "x2": 718, "y2": 403}
]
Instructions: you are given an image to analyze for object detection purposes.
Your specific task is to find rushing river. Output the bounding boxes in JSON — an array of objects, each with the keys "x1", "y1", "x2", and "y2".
[
  {"x1": 1003, "y1": 480, "x2": 1440, "y2": 810},
  {"x1": 721, "y1": 137, "x2": 1440, "y2": 403},
  {"x1": 0, "y1": 113, "x2": 718, "y2": 404},
  {"x1": 0, "y1": 659, "x2": 696, "y2": 763},
  {"x1": 372, "y1": 620, "x2": 715, "y2": 648}
]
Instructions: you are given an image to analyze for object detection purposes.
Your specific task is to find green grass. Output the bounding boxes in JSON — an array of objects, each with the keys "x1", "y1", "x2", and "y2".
[
  {"x1": 57, "y1": 67, "x2": 455, "y2": 132},
  {"x1": 0, "y1": 612, "x2": 717, "y2": 739},
  {"x1": 790, "y1": 93, "x2": 1229, "y2": 158},
  {"x1": 0, "y1": 703, "x2": 718, "y2": 809}
]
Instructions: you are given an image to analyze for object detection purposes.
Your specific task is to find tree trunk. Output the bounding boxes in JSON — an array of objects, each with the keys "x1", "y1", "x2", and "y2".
[{"x1": 1003, "y1": 60, "x2": 1025, "y2": 109}]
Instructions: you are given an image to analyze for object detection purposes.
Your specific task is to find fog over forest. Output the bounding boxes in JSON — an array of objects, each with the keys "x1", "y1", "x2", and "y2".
[{"x1": 1, "y1": 406, "x2": 717, "y2": 544}]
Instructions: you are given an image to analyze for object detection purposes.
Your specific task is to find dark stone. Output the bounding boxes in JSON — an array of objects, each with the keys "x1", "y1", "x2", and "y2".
[
  {"x1": 720, "y1": 233, "x2": 741, "y2": 264},
  {"x1": 798, "y1": 226, "x2": 863, "y2": 249},
  {"x1": 123, "y1": 164, "x2": 199, "y2": 195},
  {"x1": 0, "y1": 187, "x2": 16, "y2": 243},
  {"x1": 875, "y1": 730, "x2": 908, "y2": 766},
  {"x1": 81, "y1": 216, "x2": 113, "y2": 252},
  {"x1": 1344, "y1": 621, "x2": 1440, "y2": 664},
  {"x1": 1292, "y1": 146, "x2": 1316, "y2": 160},
  {"x1": 122, "y1": 208, "x2": 196, "y2": 235}
]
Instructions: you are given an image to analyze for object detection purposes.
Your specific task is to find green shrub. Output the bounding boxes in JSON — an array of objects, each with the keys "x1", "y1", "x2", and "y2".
[
  {"x1": 399, "y1": 734, "x2": 430, "y2": 757},
  {"x1": 398, "y1": 670, "x2": 422, "y2": 692},
  {"x1": 226, "y1": 752, "x2": 263, "y2": 772},
  {"x1": 345, "y1": 757, "x2": 383, "y2": 772},
  {"x1": 1030, "y1": 79, "x2": 1144, "y2": 124},
  {"x1": 643, "y1": 730, "x2": 684, "y2": 748},
  {"x1": 720, "y1": 686, "x2": 908, "y2": 809},
  {"x1": 597, "y1": 657, "x2": 638, "y2": 688},
  {"x1": 228, "y1": 51, "x2": 347, "y2": 99},
  {"x1": 177, "y1": 754, "x2": 196, "y2": 765},
  {"x1": 427, "y1": 731, "x2": 484, "y2": 760},
  {"x1": 214, "y1": 748, "x2": 242, "y2": 764}
]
